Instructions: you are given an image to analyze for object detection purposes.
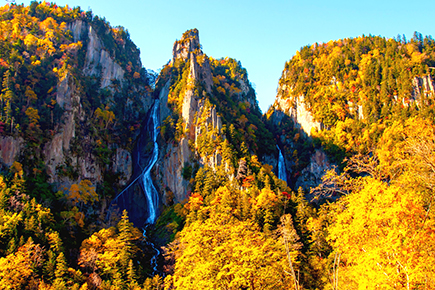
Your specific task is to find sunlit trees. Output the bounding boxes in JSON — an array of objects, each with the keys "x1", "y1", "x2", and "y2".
[
  {"x1": 328, "y1": 177, "x2": 435, "y2": 288},
  {"x1": 169, "y1": 210, "x2": 293, "y2": 290},
  {"x1": 78, "y1": 210, "x2": 142, "y2": 288},
  {"x1": 275, "y1": 33, "x2": 435, "y2": 165},
  {"x1": 326, "y1": 117, "x2": 435, "y2": 289}
]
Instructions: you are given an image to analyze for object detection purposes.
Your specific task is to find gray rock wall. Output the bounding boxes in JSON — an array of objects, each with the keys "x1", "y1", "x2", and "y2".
[
  {"x1": 0, "y1": 19, "x2": 152, "y2": 192},
  {"x1": 0, "y1": 136, "x2": 24, "y2": 167}
]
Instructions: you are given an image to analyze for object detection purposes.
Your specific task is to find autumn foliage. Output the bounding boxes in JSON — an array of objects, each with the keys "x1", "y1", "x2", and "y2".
[{"x1": 0, "y1": 2, "x2": 434, "y2": 289}]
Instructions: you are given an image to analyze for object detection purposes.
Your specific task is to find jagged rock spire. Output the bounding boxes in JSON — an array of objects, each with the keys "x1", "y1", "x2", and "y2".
[{"x1": 172, "y1": 28, "x2": 201, "y2": 61}]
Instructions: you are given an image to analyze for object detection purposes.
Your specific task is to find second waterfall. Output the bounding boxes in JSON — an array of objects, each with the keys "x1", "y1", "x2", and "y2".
[{"x1": 277, "y1": 145, "x2": 288, "y2": 184}]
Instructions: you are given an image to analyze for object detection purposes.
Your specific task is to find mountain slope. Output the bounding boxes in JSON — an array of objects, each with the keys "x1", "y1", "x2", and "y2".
[
  {"x1": 265, "y1": 33, "x2": 435, "y2": 288},
  {"x1": 0, "y1": 2, "x2": 434, "y2": 289},
  {"x1": 267, "y1": 33, "x2": 435, "y2": 191},
  {"x1": 154, "y1": 29, "x2": 276, "y2": 204},
  {"x1": 0, "y1": 3, "x2": 154, "y2": 199}
]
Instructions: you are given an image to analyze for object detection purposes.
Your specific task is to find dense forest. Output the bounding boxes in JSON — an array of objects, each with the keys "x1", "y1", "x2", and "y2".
[
  {"x1": 0, "y1": 2, "x2": 434, "y2": 290},
  {"x1": 271, "y1": 33, "x2": 435, "y2": 164}
]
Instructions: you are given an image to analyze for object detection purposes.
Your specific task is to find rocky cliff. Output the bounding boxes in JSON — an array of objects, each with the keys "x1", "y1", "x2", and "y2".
[
  {"x1": 154, "y1": 29, "x2": 271, "y2": 203},
  {"x1": 0, "y1": 15, "x2": 153, "y2": 194},
  {"x1": 45, "y1": 20, "x2": 153, "y2": 191},
  {"x1": 269, "y1": 79, "x2": 329, "y2": 191},
  {"x1": 268, "y1": 36, "x2": 435, "y2": 193},
  {"x1": 273, "y1": 87, "x2": 322, "y2": 137},
  {"x1": 155, "y1": 30, "x2": 221, "y2": 203}
]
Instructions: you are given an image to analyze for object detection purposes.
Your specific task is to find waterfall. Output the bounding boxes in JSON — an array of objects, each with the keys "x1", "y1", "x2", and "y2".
[
  {"x1": 143, "y1": 228, "x2": 161, "y2": 275},
  {"x1": 141, "y1": 99, "x2": 161, "y2": 276},
  {"x1": 277, "y1": 145, "x2": 287, "y2": 183},
  {"x1": 108, "y1": 99, "x2": 160, "y2": 226},
  {"x1": 107, "y1": 99, "x2": 161, "y2": 275},
  {"x1": 142, "y1": 98, "x2": 160, "y2": 224}
]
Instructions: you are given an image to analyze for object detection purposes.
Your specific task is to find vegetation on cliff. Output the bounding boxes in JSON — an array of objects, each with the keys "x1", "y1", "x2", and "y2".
[
  {"x1": 0, "y1": 2, "x2": 157, "y2": 289},
  {"x1": 0, "y1": 1, "x2": 153, "y2": 196},
  {"x1": 270, "y1": 33, "x2": 435, "y2": 164},
  {"x1": 264, "y1": 33, "x2": 435, "y2": 288},
  {"x1": 0, "y1": 2, "x2": 434, "y2": 289}
]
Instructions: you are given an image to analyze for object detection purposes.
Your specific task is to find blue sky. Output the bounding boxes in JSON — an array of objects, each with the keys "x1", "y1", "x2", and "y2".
[{"x1": 17, "y1": 0, "x2": 435, "y2": 113}]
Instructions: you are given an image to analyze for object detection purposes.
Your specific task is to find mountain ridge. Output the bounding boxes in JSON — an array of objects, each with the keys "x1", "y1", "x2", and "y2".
[{"x1": 0, "y1": 3, "x2": 434, "y2": 289}]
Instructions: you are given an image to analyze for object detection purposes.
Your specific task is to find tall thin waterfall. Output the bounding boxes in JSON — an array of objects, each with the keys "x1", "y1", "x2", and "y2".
[
  {"x1": 107, "y1": 99, "x2": 161, "y2": 275},
  {"x1": 108, "y1": 99, "x2": 160, "y2": 226},
  {"x1": 277, "y1": 145, "x2": 287, "y2": 183},
  {"x1": 142, "y1": 99, "x2": 160, "y2": 224}
]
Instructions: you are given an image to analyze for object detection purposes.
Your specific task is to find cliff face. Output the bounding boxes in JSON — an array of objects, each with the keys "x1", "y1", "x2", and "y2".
[
  {"x1": 156, "y1": 30, "x2": 222, "y2": 202},
  {"x1": 294, "y1": 149, "x2": 332, "y2": 192},
  {"x1": 0, "y1": 17, "x2": 152, "y2": 192},
  {"x1": 44, "y1": 20, "x2": 151, "y2": 190},
  {"x1": 83, "y1": 23, "x2": 125, "y2": 88},
  {"x1": 155, "y1": 29, "x2": 266, "y2": 203},
  {"x1": 410, "y1": 75, "x2": 435, "y2": 107},
  {"x1": 0, "y1": 136, "x2": 24, "y2": 168},
  {"x1": 270, "y1": 80, "x2": 329, "y2": 191},
  {"x1": 273, "y1": 71, "x2": 323, "y2": 138},
  {"x1": 268, "y1": 37, "x2": 435, "y2": 193}
]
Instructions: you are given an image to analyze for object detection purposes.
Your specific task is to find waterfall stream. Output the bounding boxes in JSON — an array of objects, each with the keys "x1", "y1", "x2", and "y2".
[
  {"x1": 277, "y1": 145, "x2": 288, "y2": 183},
  {"x1": 140, "y1": 99, "x2": 161, "y2": 276},
  {"x1": 108, "y1": 98, "x2": 161, "y2": 275},
  {"x1": 108, "y1": 99, "x2": 160, "y2": 224},
  {"x1": 142, "y1": 98, "x2": 160, "y2": 224}
]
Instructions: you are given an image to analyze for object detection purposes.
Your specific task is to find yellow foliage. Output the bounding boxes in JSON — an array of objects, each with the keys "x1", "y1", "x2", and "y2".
[
  {"x1": 254, "y1": 188, "x2": 277, "y2": 210},
  {"x1": 67, "y1": 180, "x2": 98, "y2": 208},
  {"x1": 79, "y1": 212, "x2": 141, "y2": 279},
  {"x1": 0, "y1": 240, "x2": 42, "y2": 289},
  {"x1": 411, "y1": 51, "x2": 427, "y2": 64},
  {"x1": 24, "y1": 34, "x2": 39, "y2": 48},
  {"x1": 94, "y1": 107, "x2": 116, "y2": 129},
  {"x1": 187, "y1": 193, "x2": 203, "y2": 212},
  {"x1": 250, "y1": 155, "x2": 262, "y2": 170},
  {"x1": 11, "y1": 161, "x2": 24, "y2": 176},
  {"x1": 329, "y1": 176, "x2": 435, "y2": 288},
  {"x1": 25, "y1": 86, "x2": 37, "y2": 101},
  {"x1": 172, "y1": 211, "x2": 292, "y2": 289},
  {"x1": 216, "y1": 86, "x2": 225, "y2": 95},
  {"x1": 25, "y1": 107, "x2": 40, "y2": 124}
]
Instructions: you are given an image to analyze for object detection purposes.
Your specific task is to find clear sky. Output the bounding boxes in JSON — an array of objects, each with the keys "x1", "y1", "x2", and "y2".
[{"x1": 16, "y1": 0, "x2": 435, "y2": 113}]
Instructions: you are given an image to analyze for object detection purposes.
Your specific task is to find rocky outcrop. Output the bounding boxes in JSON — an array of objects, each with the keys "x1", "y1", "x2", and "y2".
[
  {"x1": 43, "y1": 112, "x2": 76, "y2": 182},
  {"x1": 0, "y1": 136, "x2": 24, "y2": 167},
  {"x1": 274, "y1": 87, "x2": 321, "y2": 137},
  {"x1": 156, "y1": 30, "x2": 226, "y2": 203},
  {"x1": 83, "y1": 25, "x2": 125, "y2": 88},
  {"x1": 182, "y1": 85, "x2": 198, "y2": 136},
  {"x1": 157, "y1": 139, "x2": 191, "y2": 202},
  {"x1": 68, "y1": 20, "x2": 85, "y2": 43},
  {"x1": 179, "y1": 33, "x2": 213, "y2": 133},
  {"x1": 56, "y1": 73, "x2": 75, "y2": 111},
  {"x1": 172, "y1": 29, "x2": 201, "y2": 62},
  {"x1": 295, "y1": 149, "x2": 333, "y2": 192},
  {"x1": 409, "y1": 75, "x2": 435, "y2": 107},
  {"x1": 44, "y1": 70, "x2": 80, "y2": 185},
  {"x1": 113, "y1": 148, "x2": 132, "y2": 186},
  {"x1": 158, "y1": 80, "x2": 172, "y2": 126},
  {"x1": 295, "y1": 95, "x2": 322, "y2": 136},
  {"x1": 38, "y1": 19, "x2": 150, "y2": 190}
]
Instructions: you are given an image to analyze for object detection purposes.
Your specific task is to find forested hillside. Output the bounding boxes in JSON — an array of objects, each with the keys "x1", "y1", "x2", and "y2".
[
  {"x1": 0, "y1": 1, "x2": 434, "y2": 289},
  {"x1": 152, "y1": 29, "x2": 297, "y2": 289},
  {"x1": 270, "y1": 33, "x2": 435, "y2": 165},
  {"x1": 0, "y1": 2, "x2": 158, "y2": 289},
  {"x1": 266, "y1": 33, "x2": 435, "y2": 288}
]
